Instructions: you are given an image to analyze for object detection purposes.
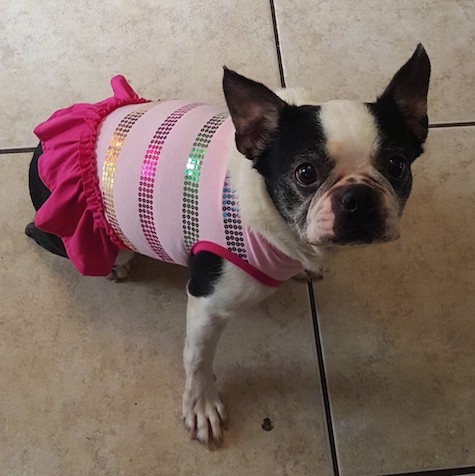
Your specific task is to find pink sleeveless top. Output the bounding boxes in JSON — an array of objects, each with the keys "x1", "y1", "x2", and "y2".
[{"x1": 34, "y1": 76, "x2": 303, "y2": 287}]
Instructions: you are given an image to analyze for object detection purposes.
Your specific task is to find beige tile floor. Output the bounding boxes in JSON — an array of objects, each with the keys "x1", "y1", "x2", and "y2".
[
  {"x1": 315, "y1": 127, "x2": 475, "y2": 475},
  {"x1": 1, "y1": 1, "x2": 475, "y2": 475},
  {"x1": 0, "y1": 0, "x2": 281, "y2": 149},
  {"x1": 1, "y1": 152, "x2": 332, "y2": 475},
  {"x1": 274, "y1": 0, "x2": 475, "y2": 124}
]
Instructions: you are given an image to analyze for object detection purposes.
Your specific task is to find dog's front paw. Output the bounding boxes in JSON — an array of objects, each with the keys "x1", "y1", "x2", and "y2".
[{"x1": 182, "y1": 384, "x2": 228, "y2": 450}]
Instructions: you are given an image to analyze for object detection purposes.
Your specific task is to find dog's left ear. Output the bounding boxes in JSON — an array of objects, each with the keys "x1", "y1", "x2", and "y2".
[
  {"x1": 223, "y1": 67, "x2": 287, "y2": 160},
  {"x1": 378, "y1": 44, "x2": 431, "y2": 145}
]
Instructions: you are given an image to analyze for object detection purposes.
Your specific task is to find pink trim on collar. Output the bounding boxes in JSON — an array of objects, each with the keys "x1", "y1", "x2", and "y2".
[{"x1": 190, "y1": 241, "x2": 283, "y2": 288}]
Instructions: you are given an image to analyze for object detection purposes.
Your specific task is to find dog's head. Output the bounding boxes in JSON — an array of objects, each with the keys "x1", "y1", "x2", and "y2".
[{"x1": 223, "y1": 44, "x2": 430, "y2": 247}]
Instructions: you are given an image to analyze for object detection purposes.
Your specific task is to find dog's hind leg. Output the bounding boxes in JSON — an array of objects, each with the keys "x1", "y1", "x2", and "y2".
[
  {"x1": 106, "y1": 249, "x2": 135, "y2": 282},
  {"x1": 25, "y1": 143, "x2": 68, "y2": 258},
  {"x1": 25, "y1": 222, "x2": 68, "y2": 258}
]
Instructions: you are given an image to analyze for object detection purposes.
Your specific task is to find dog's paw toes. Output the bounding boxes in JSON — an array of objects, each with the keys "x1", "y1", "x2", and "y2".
[
  {"x1": 182, "y1": 390, "x2": 228, "y2": 450},
  {"x1": 106, "y1": 263, "x2": 131, "y2": 282},
  {"x1": 25, "y1": 222, "x2": 36, "y2": 238},
  {"x1": 306, "y1": 270, "x2": 324, "y2": 281}
]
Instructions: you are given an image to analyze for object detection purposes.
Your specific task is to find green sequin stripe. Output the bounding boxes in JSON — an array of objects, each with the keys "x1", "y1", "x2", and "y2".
[{"x1": 182, "y1": 112, "x2": 229, "y2": 250}]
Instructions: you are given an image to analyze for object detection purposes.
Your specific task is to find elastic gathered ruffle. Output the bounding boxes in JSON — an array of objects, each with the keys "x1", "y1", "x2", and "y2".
[{"x1": 34, "y1": 75, "x2": 149, "y2": 276}]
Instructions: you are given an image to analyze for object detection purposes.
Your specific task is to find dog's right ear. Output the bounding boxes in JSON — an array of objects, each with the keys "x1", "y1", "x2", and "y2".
[{"x1": 223, "y1": 67, "x2": 286, "y2": 160}]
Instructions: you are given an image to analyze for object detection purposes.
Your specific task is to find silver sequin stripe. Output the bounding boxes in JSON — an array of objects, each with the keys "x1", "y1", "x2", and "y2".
[{"x1": 222, "y1": 174, "x2": 247, "y2": 260}]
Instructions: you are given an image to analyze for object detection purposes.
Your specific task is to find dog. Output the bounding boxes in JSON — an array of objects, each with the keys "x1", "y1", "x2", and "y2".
[{"x1": 26, "y1": 44, "x2": 430, "y2": 449}]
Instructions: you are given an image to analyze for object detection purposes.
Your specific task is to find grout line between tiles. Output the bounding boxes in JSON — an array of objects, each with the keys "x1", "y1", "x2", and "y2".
[
  {"x1": 384, "y1": 465, "x2": 475, "y2": 476},
  {"x1": 0, "y1": 147, "x2": 36, "y2": 155},
  {"x1": 429, "y1": 121, "x2": 475, "y2": 129},
  {"x1": 1, "y1": 123, "x2": 474, "y2": 157},
  {"x1": 269, "y1": 0, "x2": 286, "y2": 88},
  {"x1": 269, "y1": 1, "x2": 340, "y2": 473},
  {"x1": 307, "y1": 281, "x2": 340, "y2": 476}
]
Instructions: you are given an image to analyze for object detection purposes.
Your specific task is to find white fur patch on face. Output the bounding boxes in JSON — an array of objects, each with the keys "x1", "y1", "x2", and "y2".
[
  {"x1": 319, "y1": 100, "x2": 380, "y2": 172},
  {"x1": 304, "y1": 100, "x2": 401, "y2": 245}
]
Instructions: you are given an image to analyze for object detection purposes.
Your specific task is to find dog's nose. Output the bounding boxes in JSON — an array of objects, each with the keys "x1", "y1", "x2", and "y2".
[{"x1": 340, "y1": 185, "x2": 377, "y2": 214}]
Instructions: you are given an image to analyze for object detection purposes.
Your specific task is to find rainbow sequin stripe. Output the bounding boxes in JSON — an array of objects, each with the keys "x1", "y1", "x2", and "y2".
[
  {"x1": 102, "y1": 102, "x2": 156, "y2": 250},
  {"x1": 182, "y1": 112, "x2": 229, "y2": 250},
  {"x1": 139, "y1": 103, "x2": 201, "y2": 261}
]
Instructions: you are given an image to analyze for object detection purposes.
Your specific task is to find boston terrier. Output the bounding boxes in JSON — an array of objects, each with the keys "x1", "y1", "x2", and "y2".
[{"x1": 26, "y1": 44, "x2": 430, "y2": 449}]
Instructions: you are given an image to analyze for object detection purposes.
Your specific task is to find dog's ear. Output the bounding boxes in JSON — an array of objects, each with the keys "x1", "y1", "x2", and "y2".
[
  {"x1": 377, "y1": 44, "x2": 431, "y2": 145},
  {"x1": 223, "y1": 67, "x2": 286, "y2": 160}
]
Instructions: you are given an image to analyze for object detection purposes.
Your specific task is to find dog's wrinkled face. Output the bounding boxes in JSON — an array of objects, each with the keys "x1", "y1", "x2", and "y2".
[
  {"x1": 257, "y1": 99, "x2": 414, "y2": 246},
  {"x1": 224, "y1": 44, "x2": 431, "y2": 248},
  {"x1": 306, "y1": 100, "x2": 403, "y2": 245}
]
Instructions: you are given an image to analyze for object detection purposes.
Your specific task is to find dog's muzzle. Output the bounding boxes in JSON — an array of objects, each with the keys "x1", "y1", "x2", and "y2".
[{"x1": 331, "y1": 184, "x2": 385, "y2": 244}]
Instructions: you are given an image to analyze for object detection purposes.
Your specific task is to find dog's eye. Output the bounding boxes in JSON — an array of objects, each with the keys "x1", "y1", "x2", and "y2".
[
  {"x1": 296, "y1": 163, "x2": 317, "y2": 185},
  {"x1": 388, "y1": 156, "x2": 407, "y2": 179}
]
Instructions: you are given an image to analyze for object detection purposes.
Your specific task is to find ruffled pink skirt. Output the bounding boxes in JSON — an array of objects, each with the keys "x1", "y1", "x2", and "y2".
[{"x1": 34, "y1": 75, "x2": 149, "y2": 275}]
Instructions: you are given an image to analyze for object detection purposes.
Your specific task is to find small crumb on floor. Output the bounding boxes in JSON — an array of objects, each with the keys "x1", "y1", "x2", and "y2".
[{"x1": 261, "y1": 418, "x2": 274, "y2": 431}]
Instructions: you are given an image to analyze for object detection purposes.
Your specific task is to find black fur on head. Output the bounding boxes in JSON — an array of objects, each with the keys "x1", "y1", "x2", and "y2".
[
  {"x1": 222, "y1": 45, "x2": 431, "y2": 240},
  {"x1": 369, "y1": 43, "x2": 431, "y2": 161},
  {"x1": 223, "y1": 68, "x2": 332, "y2": 231},
  {"x1": 223, "y1": 67, "x2": 286, "y2": 160},
  {"x1": 368, "y1": 44, "x2": 431, "y2": 209}
]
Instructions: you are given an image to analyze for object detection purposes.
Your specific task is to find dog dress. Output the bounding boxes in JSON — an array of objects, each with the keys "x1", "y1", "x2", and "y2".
[{"x1": 34, "y1": 75, "x2": 303, "y2": 287}]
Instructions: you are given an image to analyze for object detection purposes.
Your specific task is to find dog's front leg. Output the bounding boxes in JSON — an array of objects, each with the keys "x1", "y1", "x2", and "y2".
[
  {"x1": 182, "y1": 258, "x2": 276, "y2": 449},
  {"x1": 182, "y1": 293, "x2": 229, "y2": 449}
]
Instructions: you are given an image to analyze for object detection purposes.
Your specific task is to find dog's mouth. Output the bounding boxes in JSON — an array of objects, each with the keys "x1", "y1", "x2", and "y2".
[
  {"x1": 332, "y1": 229, "x2": 393, "y2": 245},
  {"x1": 311, "y1": 226, "x2": 397, "y2": 248},
  {"x1": 305, "y1": 183, "x2": 402, "y2": 248}
]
